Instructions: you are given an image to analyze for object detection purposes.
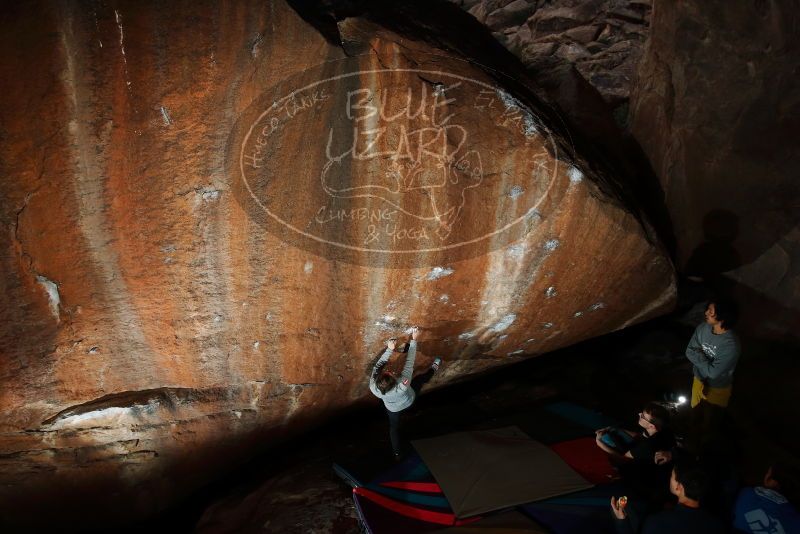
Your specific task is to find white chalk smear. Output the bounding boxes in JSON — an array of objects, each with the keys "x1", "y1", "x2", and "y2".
[
  {"x1": 114, "y1": 9, "x2": 131, "y2": 92},
  {"x1": 160, "y1": 106, "x2": 172, "y2": 126},
  {"x1": 375, "y1": 316, "x2": 401, "y2": 332},
  {"x1": 36, "y1": 275, "x2": 60, "y2": 321},
  {"x1": 491, "y1": 313, "x2": 517, "y2": 332},
  {"x1": 507, "y1": 243, "x2": 527, "y2": 258},
  {"x1": 426, "y1": 266, "x2": 454, "y2": 280},
  {"x1": 55, "y1": 406, "x2": 134, "y2": 427},
  {"x1": 543, "y1": 239, "x2": 560, "y2": 252},
  {"x1": 496, "y1": 89, "x2": 539, "y2": 138}
]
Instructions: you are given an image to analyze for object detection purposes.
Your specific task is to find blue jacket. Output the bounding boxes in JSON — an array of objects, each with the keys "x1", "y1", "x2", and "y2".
[{"x1": 733, "y1": 486, "x2": 800, "y2": 534}]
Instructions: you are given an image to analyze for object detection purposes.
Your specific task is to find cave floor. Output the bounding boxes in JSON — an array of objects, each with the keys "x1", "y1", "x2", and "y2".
[{"x1": 121, "y1": 295, "x2": 799, "y2": 534}]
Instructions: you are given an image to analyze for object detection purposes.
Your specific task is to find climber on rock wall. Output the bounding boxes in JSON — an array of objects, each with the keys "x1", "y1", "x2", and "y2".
[{"x1": 369, "y1": 326, "x2": 442, "y2": 460}]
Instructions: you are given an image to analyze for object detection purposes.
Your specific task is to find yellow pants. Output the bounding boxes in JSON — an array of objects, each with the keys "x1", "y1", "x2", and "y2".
[{"x1": 691, "y1": 376, "x2": 732, "y2": 408}]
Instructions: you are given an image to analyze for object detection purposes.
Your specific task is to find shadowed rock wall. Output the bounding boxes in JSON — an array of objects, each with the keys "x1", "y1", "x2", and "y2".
[
  {"x1": 628, "y1": 0, "x2": 800, "y2": 337},
  {"x1": 457, "y1": 0, "x2": 800, "y2": 337},
  {"x1": 0, "y1": 0, "x2": 674, "y2": 528},
  {"x1": 453, "y1": 0, "x2": 652, "y2": 114}
]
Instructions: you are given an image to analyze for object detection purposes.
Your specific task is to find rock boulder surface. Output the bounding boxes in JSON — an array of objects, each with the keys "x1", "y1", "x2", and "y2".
[
  {"x1": 454, "y1": 0, "x2": 652, "y2": 113},
  {"x1": 0, "y1": 0, "x2": 674, "y2": 528}
]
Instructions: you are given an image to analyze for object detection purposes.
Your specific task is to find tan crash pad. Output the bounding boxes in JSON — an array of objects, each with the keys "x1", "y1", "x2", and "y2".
[{"x1": 413, "y1": 426, "x2": 593, "y2": 518}]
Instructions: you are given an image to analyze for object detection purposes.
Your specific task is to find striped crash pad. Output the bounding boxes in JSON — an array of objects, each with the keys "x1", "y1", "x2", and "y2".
[{"x1": 336, "y1": 401, "x2": 623, "y2": 533}]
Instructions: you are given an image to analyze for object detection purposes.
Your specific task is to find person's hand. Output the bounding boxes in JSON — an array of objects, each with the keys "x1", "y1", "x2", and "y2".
[
  {"x1": 411, "y1": 326, "x2": 420, "y2": 341},
  {"x1": 387, "y1": 338, "x2": 397, "y2": 350},
  {"x1": 654, "y1": 450, "x2": 672, "y2": 465},
  {"x1": 610, "y1": 496, "x2": 627, "y2": 520},
  {"x1": 595, "y1": 427, "x2": 610, "y2": 436}
]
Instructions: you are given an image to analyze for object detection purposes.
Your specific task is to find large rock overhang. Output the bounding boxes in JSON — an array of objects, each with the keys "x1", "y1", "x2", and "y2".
[{"x1": 0, "y1": 0, "x2": 675, "y2": 528}]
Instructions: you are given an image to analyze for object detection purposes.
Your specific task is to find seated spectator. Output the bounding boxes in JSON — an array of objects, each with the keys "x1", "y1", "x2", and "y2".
[
  {"x1": 611, "y1": 457, "x2": 725, "y2": 534},
  {"x1": 733, "y1": 463, "x2": 800, "y2": 534},
  {"x1": 596, "y1": 402, "x2": 676, "y2": 499},
  {"x1": 595, "y1": 402, "x2": 675, "y2": 464}
]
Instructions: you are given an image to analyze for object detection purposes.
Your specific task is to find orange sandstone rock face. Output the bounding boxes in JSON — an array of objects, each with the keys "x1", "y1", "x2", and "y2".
[{"x1": 0, "y1": 0, "x2": 674, "y2": 528}]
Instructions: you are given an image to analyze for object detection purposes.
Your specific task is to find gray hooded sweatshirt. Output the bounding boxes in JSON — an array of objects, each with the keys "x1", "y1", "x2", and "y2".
[
  {"x1": 685, "y1": 323, "x2": 741, "y2": 388},
  {"x1": 369, "y1": 340, "x2": 417, "y2": 412}
]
